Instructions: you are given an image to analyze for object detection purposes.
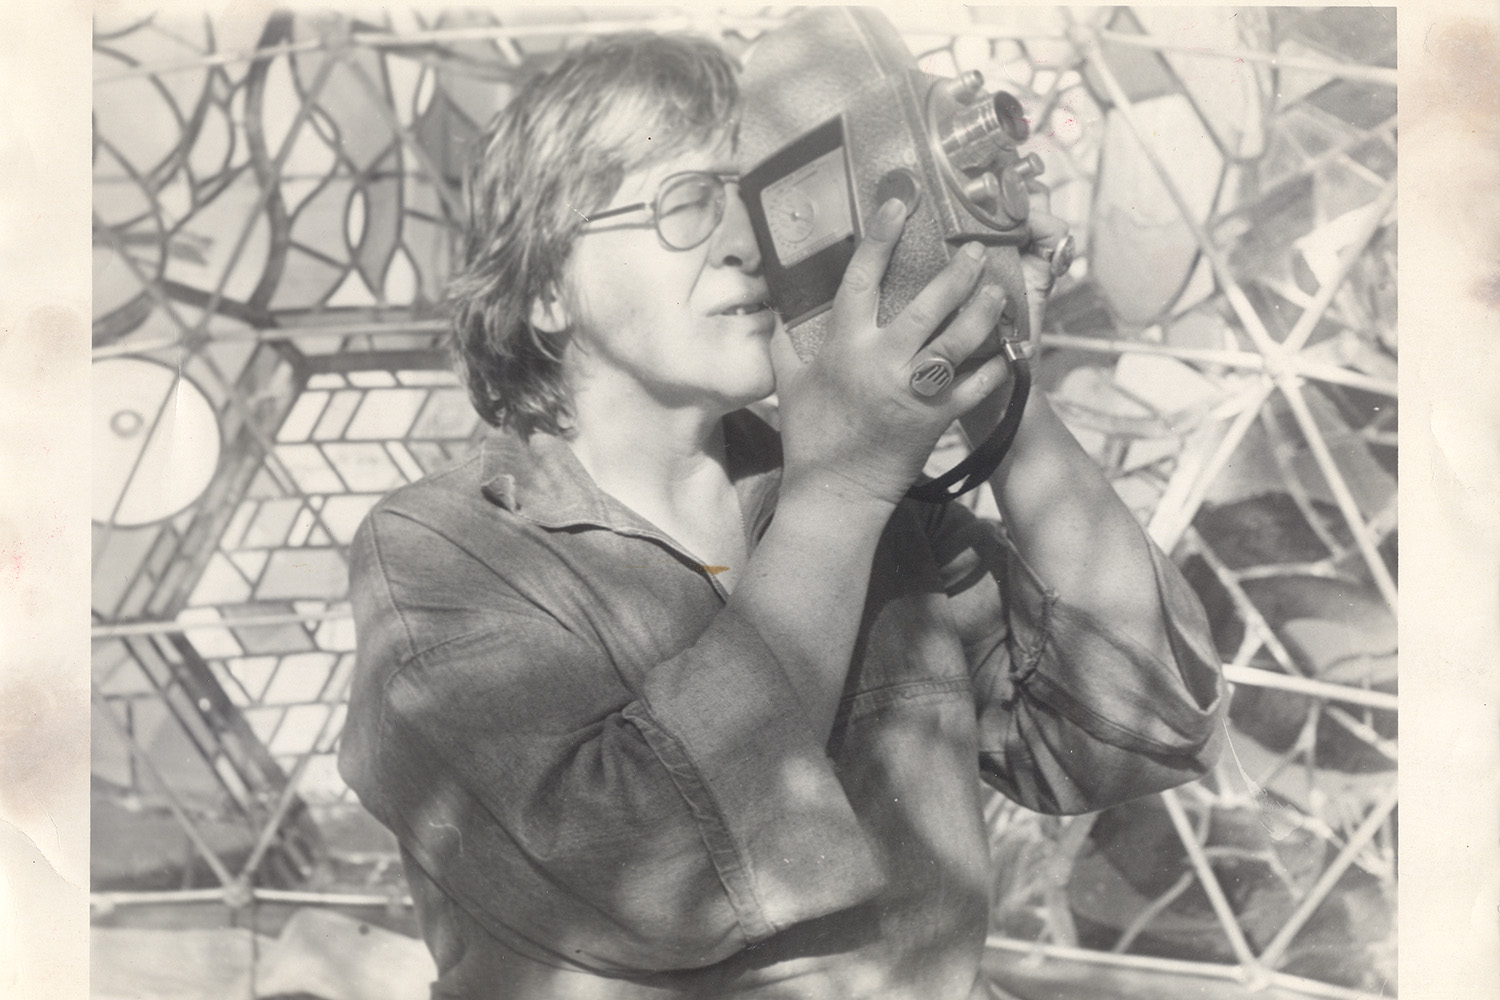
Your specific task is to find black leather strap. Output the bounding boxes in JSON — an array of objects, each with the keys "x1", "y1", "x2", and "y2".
[{"x1": 905, "y1": 354, "x2": 1030, "y2": 504}]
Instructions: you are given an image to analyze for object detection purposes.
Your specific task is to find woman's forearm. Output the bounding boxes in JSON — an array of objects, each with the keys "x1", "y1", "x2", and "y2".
[
  {"x1": 963, "y1": 390, "x2": 1174, "y2": 662},
  {"x1": 727, "y1": 477, "x2": 896, "y2": 738}
]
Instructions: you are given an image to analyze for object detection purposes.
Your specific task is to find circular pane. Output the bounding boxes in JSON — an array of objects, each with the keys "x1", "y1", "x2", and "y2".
[{"x1": 93, "y1": 358, "x2": 222, "y2": 526}]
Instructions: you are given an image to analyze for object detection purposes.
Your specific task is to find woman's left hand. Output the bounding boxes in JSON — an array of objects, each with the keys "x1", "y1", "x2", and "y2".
[
  {"x1": 1018, "y1": 181, "x2": 1074, "y2": 348},
  {"x1": 955, "y1": 181, "x2": 1072, "y2": 446}
]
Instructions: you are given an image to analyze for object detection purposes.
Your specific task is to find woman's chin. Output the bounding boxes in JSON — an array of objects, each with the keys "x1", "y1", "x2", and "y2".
[
  {"x1": 719, "y1": 348, "x2": 775, "y2": 404},
  {"x1": 721, "y1": 377, "x2": 776, "y2": 412}
]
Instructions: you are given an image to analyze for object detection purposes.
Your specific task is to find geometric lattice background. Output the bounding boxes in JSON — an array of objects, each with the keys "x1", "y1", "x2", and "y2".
[{"x1": 91, "y1": 8, "x2": 1397, "y2": 999}]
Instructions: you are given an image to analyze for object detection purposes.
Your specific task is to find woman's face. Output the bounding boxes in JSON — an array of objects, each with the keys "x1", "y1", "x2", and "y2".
[{"x1": 553, "y1": 137, "x2": 777, "y2": 417}]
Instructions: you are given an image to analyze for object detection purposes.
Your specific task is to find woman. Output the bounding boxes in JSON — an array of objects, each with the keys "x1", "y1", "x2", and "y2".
[{"x1": 339, "y1": 31, "x2": 1224, "y2": 1000}]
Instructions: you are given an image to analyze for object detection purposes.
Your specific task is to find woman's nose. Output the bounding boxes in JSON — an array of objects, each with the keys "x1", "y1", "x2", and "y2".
[{"x1": 709, "y1": 186, "x2": 763, "y2": 273}]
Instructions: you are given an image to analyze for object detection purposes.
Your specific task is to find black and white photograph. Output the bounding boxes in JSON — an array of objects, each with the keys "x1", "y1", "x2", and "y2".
[{"x1": 1, "y1": 4, "x2": 1495, "y2": 1000}]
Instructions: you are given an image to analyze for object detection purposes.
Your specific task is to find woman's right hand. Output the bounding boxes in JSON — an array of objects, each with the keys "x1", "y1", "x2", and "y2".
[{"x1": 770, "y1": 198, "x2": 1012, "y2": 508}]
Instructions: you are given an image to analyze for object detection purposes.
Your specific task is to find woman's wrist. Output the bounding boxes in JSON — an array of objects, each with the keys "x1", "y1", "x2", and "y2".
[{"x1": 777, "y1": 468, "x2": 901, "y2": 525}]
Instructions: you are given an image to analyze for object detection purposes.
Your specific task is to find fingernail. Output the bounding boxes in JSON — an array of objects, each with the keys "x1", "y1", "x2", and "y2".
[
  {"x1": 962, "y1": 241, "x2": 985, "y2": 261},
  {"x1": 982, "y1": 284, "x2": 1005, "y2": 303},
  {"x1": 879, "y1": 198, "x2": 906, "y2": 223}
]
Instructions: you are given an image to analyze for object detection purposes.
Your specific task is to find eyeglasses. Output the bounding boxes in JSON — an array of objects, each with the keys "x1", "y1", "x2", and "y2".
[{"x1": 580, "y1": 171, "x2": 740, "y2": 251}]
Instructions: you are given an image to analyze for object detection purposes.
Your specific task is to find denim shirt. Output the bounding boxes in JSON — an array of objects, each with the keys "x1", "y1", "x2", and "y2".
[{"x1": 338, "y1": 410, "x2": 1224, "y2": 1000}]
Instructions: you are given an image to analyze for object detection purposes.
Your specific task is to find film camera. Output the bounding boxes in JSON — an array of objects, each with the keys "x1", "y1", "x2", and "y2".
[{"x1": 737, "y1": 8, "x2": 1071, "y2": 502}]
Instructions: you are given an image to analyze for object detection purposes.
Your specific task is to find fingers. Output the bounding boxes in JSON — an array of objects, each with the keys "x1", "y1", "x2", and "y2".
[
  {"x1": 884, "y1": 240, "x2": 987, "y2": 353},
  {"x1": 1019, "y1": 253, "x2": 1054, "y2": 302},
  {"x1": 922, "y1": 283, "x2": 1006, "y2": 370},
  {"x1": 947, "y1": 354, "x2": 1012, "y2": 413},
  {"x1": 1023, "y1": 203, "x2": 1075, "y2": 299},
  {"x1": 833, "y1": 198, "x2": 908, "y2": 331},
  {"x1": 1024, "y1": 175, "x2": 1052, "y2": 208},
  {"x1": 904, "y1": 280, "x2": 1011, "y2": 410},
  {"x1": 1025, "y1": 206, "x2": 1069, "y2": 246}
]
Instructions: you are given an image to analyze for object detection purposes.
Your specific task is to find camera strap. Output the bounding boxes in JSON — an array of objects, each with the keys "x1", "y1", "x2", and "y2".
[{"x1": 905, "y1": 352, "x2": 1031, "y2": 504}]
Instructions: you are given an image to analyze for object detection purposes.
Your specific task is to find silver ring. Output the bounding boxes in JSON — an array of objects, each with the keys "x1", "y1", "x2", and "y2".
[
  {"x1": 909, "y1": 356, "x2": 956, "y2": 398},
  {"x1": 1043, "y1": 233, "x2": 1076, "y2": 279}
]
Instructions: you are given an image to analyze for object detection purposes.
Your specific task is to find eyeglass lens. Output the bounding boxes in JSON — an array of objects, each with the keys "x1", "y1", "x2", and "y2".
[{"x1": 656, "y1": 174, "x2": 726, "y2": 250}]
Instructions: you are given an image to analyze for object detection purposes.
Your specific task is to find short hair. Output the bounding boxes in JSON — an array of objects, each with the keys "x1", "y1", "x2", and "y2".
[{"x1": 449, "y1": 33, "x2": 740, "y2": 436}]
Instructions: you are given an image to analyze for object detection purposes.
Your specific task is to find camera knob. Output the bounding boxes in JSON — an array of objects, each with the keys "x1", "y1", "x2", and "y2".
[
  {"x1": 938, "y1": 70, "x2": 986, "y2": 104},
  {"x1": 1014, "y1": 152, "x2": 1046, "y2": 181},
  {"x1": 961, "y1": 171, "x2": 1002, "y2": 209},
  {"x1": 875, "y1": 168, "x2": 922, "y2": 214}
]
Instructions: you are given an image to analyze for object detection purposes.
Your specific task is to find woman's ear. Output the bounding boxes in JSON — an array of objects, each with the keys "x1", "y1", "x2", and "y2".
[{"x1": 528, "y1": 285, "x2": 570, "y2": 334}]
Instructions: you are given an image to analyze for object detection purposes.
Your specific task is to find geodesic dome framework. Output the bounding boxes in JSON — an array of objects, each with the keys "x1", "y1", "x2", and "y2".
[{"x1": 92, "y1": 8, "x2": 1396, "y2": 998}]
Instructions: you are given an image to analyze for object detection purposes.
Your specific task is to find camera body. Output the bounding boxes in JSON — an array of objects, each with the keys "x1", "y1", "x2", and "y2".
[{"x1": 738, "y1": 7, "x2": 1037, "y2": 362}]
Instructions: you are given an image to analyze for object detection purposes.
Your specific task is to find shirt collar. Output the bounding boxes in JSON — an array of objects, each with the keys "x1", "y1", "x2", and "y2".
[{"x1": 479, "y1": 408, "x2": 783, "y2": 539}]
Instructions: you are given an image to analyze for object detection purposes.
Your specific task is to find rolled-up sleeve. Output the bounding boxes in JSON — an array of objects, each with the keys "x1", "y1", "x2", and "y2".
[
  {"x1": 923, "y1": 502, "x2": 1225, "y2": 815},
  {"x1": 337, "y1": 509, "x2": 883, "y2": 974}
]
